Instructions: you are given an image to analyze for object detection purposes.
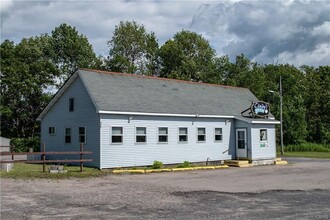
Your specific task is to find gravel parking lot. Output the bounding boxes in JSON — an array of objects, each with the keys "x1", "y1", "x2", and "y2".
[{"x1": 1, "y1": 157, "x2": 329, "y2": 219}]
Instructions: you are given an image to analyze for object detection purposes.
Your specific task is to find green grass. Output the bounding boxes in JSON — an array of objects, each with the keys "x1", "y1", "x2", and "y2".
[
  {"x1": 0, "y1": 163, "x2": 109, "y2": 179},
  {"x1": 284, "y1": 143, "x2": 330, "y2": 152},
  {"x1": 278, "y1": 151, "x2": 330, "y2": 159}
]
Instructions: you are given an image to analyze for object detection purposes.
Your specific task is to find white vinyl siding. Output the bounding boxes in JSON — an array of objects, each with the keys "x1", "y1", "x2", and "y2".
[
  {"x1": 251, "y1": 124, "x2": 276, "y2": 160},
  {"x1": 100, "y1": 115, "x2": 234, "y2": 168}
]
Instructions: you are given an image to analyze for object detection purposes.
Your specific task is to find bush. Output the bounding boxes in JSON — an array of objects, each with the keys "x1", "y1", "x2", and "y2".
[
  {"x1": 177, "y1": 161, "x2": 191, "y2": 168},
  {"x1": 151, "y1": 160, "x2": 163, "y2": 169},
  {"x1": 10, "y1": 137, "x2": 40, "y2": 152}
]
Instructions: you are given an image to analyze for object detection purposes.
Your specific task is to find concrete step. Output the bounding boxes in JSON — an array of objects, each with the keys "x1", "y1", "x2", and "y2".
[
  {"x1": 225, "y1": 160, "x2": 250, "y2": 166},
  {"x1": 275, "y1": 160, "x2": 288, "y2": 165},
  {"x1": 225, "y1": 160, "x2": 253, "y2": 167},
  {"x1": 251, "y1": 159, "x2": 276, "y2": 166}
]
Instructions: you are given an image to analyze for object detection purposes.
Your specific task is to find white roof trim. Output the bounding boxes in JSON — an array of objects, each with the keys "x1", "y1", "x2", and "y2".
[
  {"x1": 98, "y1": 110, "x2": 235, "y2": 118},
  {"x1": 37, "y1": 73, "x2": 79, "y2": 121},
  {"x1": 235, "y1": 116, "x2": 280, "y2": 124},
  {"x1": 251, "y1": 120, "x2": 281, "y2": 124}
]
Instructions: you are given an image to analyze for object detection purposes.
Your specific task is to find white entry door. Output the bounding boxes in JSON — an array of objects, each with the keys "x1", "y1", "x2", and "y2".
[{"x1": 236, "y1": 129, "x2": 247, "y2": 158}]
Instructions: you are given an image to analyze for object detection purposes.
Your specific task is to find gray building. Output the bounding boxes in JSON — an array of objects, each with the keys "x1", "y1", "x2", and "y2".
[
  {"x1": 37, "y1": 69, "x2": 280, "y2": 169},
  {"x1": 0, "y1": 137, "x2": 11, "y2": 152}
]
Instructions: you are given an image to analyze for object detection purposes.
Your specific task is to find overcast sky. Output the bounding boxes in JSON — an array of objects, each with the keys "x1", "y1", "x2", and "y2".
[{"x1": 1, "y1": 0, "x2": 329, "y2": 67}]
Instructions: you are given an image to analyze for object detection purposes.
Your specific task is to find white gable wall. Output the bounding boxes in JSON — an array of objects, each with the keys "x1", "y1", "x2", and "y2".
[
  {"x1": 100, "y1": 114, "x2": 235, "y2": 168},
  {"x1": 40, "y1": 77, "x2": 100, "y2": 168}
]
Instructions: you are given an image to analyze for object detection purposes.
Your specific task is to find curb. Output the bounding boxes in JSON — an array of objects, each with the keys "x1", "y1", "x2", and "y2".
[
  {"x1": 193, "y1": 166, "x2": 215, "y2": 170},
  {"x1": 145, "y1": 168, "x2": 172, "y2": 173},
  {"x1": 214, "y1": 165, "x2": 229, "y2": 169},
  {"x1": 112, "y1": 169, "x2": 145, "y2": 174},
  {"x1": 112, "y1": 165, "x2": 230, "y2": 174},
  {"x1": 171, "y1": 167, "x2": 195, "y2": 172}
]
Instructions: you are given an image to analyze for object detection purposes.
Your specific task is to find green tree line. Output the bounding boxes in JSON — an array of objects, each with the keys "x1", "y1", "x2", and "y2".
[{"x1": 1, "y1": 21, "x2": 329, "y2": 147}]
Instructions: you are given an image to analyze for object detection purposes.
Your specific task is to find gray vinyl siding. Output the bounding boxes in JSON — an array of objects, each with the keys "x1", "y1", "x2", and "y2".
[
  {"x1": 250, "y1": 124, "x2": 276, "y2": 159},
  {"x1": 40, "y1": 77, "x2": 100, "y2": 168},
  {"x1": 100, "y1": 114, "x2": 235, "y2": 168}
]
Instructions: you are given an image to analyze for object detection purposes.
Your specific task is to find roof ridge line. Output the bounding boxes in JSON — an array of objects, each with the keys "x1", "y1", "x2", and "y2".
[{"x1": 78, "y1": 68, "x2": 249, "y2": 90}]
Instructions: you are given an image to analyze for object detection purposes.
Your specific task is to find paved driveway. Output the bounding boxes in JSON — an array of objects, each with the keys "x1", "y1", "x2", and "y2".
[{"x1": 1, "y1": 157, "x2": 329, "y2": 219}]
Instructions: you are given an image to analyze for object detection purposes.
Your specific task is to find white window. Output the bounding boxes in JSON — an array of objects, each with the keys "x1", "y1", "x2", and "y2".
[
  {"x1": 111, "y1": 127, "x2": 123, "y2": 144},
  {"x1": 260, "y1": 129, "x2": 267, "y2": 141},
  {"x1": 179, "y1": 127, "x2": 188, "y2": 142},
  {"x1": 197, "y1": 128, "x2": 206, "y2": 142},
  {"x1": 136, "y1": 127, "x2": 147, "y2": 143},
  {"x1": 49, "y1": 127, "x2": 56, "y2": 135},
  {"x1": 79, "y1": 127, "x2": 86, "y2": 143},
  {"x1": 215, "y1": 128, "x2": 223, "y2": 142},
  {"x1": 69, "y1": 98, "x2": 74, "y2": 112},
  {"x1": 158, "y1": 127, "x2": 168, "y2": 143},
  {"x1": 65, "y1": 128, "x2": 71, "y2": 143}
]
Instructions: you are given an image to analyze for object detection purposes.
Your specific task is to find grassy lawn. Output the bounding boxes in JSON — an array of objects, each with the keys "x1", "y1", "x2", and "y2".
[
  {"x1": 278, "y1": 151, "x2": 330, "y2": 159},
  {"x1": 0, "y1": 163, "x2": 109, "y2": 179}
]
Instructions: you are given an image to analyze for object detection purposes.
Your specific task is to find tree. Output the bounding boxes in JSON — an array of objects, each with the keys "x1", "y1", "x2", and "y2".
[
  {"x1": 51, "y1": 23, "x2": 99, "y2": 86},
  {"x1": 159, "y1": 30, "x2": 216, "y2": 82},
  {"x1": 264, "y1": 64, "x2": 307, "y2": 145},
  {"x1": 303, "y1": 65, "x2": 330, "y2": 144},
  {"x1": 107, "y1": 21, "x2": 160, "y2": 75},
  {"x1": 0, "y1": 37, "x2": 58, "y2": 138}
]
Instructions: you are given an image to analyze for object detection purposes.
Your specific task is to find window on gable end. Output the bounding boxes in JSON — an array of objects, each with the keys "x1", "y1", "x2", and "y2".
[{"x1": 69, "y1": 98, "x2": 74, "y2": 112}]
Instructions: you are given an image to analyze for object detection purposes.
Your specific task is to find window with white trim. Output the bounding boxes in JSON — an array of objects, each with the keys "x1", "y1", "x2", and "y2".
[
  {"x1": 136, "y1": 127, "x2": 147, "y2": 143},
  {"x1": 158, "y1": 127, "x2": 168, "y2": 143},
  {"x1": 260, "y1": 129, "x2": 267, "y2": 141},
  {"x1": 79, "y1": 127, "x2": 86, "y2": 143},
  {"x1": 49, "y1": 127, "x2": 56, "y2": 135},
  {"x1": 214, "y1": 128, "x2": 223, "y2": 142},
  {"x1": 197, "y1": 128, "x2": 206, "y2": 142},
  {"x1": 65, "y1": 128, "x2": 71, "y2": 143},
  {"x1": 111, "y1": 127, "x2": 123, "y2": 144},
  {"x1": 179, "y1": 127, "x2": 188, "y2": 142}
]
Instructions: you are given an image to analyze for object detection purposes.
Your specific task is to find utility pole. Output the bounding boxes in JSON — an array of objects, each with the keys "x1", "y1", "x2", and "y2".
[
  {"x1": 269, "y1": 76, "x2": 284, "y2": 155},
  {"x1": 279, "y1": 76, "x2": 284, "y2": 155}
]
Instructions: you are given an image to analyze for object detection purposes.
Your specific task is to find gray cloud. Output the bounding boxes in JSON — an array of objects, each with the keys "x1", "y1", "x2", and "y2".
[
  {"x1": 189, "y1": 0, "x2": 330, "y2": 66},
  {"x1": 1, "y1": 0, "x2": 203, "y2": 56},
  {"x1": 1, "y1": 0, "x2": 329, "y2": 67}
]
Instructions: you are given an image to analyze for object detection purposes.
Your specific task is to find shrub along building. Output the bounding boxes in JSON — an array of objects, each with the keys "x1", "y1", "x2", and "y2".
[{"x1": 37, "y1": 69, "x2": 280, "y2": 169}]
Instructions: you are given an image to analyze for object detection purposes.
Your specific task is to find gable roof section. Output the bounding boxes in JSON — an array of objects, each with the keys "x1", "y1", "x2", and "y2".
[{"x1": 77, "y1": 68, "x2": 260, "y2": 117}]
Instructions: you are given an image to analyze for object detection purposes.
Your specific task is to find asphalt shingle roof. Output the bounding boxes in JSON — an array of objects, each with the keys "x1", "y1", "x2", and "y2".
[{"x1": 78, "y1": 69, "x2": 260, "y2": 117}]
